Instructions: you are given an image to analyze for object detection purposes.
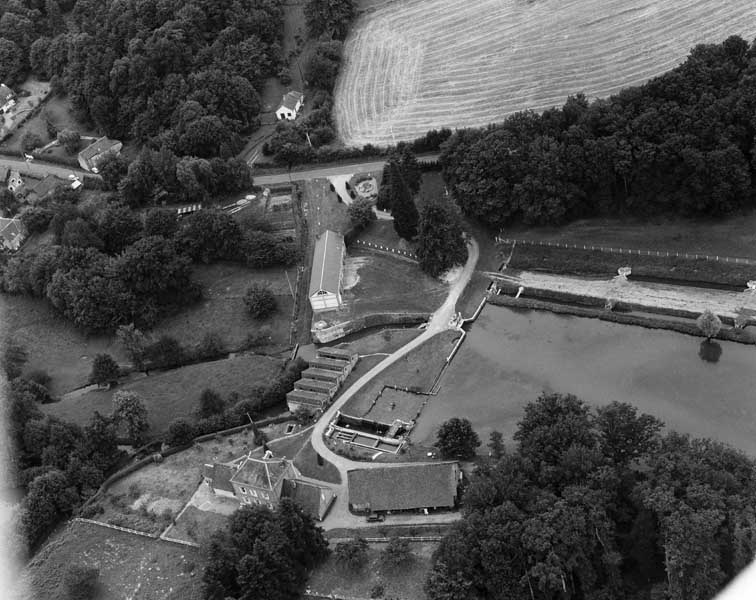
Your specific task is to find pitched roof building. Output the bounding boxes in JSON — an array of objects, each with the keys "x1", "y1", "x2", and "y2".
[
  {"x1": 281, "y1": 479, "x2": 336, "y2": 521},
  {"x1": 0, "y1": 83, "x2": 15, "y2": 112},
  {"x1": 28, "y1": 174, "x2": 65, "y2": 203},
  {"x1": 78, "y1": 136, "x2": 123, "y2": 171},
  {"x1": 348, "y1": 462, "x2": 461, "y2": 513},
  {"x1": 0, "y1": 217, "x2": 26, "y2": 251},
  {"x1": 309, "y1": 230, "x2": 345, "y2": 311},
  {"x1": 276, "y1": 90, "x2": 304, "y2": 121}
]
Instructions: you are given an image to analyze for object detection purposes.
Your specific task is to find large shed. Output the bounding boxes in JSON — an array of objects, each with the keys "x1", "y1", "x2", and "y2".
[
  {"x1": 347, "y1": 462, "x2": 461, "y2": 514},
  {"x1": 309, "y1": 230, "x2": 345, "y2": 311}
]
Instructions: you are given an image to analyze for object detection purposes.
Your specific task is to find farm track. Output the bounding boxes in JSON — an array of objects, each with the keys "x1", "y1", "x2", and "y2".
[{"x1": 335, "y1": 0, "x2": 756, "y2": 145}]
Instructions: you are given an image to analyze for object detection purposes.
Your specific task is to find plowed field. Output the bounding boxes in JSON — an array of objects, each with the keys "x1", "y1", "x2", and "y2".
[{"x1": 335, "y1": 0, "x2": 756, "y2": 146}]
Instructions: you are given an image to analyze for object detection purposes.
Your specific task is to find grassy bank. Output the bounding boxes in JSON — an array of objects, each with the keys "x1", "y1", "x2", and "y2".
[{"x1": 507, "y1": 243, "x2": 754, "y2": 287}]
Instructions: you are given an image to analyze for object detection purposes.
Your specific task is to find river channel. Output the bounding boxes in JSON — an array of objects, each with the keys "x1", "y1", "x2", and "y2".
[{"x1": 411, "y1": 306, "x2": 756, "y2": 456}]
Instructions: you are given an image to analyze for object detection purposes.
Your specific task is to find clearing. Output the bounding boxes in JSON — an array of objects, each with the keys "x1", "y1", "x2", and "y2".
[
  {"x1": 335, "y1": 0, "x2": 756, "y2": 145},
  {"x1": 14, "y1": 520, "x2": 203, "y2": 600},
  {"x1": 42, "y1": 354, "x2": 285, "y2": 434},
  {"x1": 306, "y1": 540, "x2": 437, "y2": 600}
]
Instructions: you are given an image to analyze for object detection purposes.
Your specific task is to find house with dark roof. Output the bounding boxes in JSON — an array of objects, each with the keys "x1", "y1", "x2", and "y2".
[
  {"x1": 27, "y1": 174, "x2": 65, "y2": 203},
  {"x1": 286, "y1": 345, "x2": 358, "y2": 414},
  {"x1": 275, "y1": 90, "x2": 304, "y2": 121},
  {"x1": 204, "y1": 454, "x2": 336, "y2": 520},
  {"x1": 286, "y1": 388, "x2": 331, "y2": 413},
  {"x1": 281, "y1": 479, "x2": 336, "y2": 521},
  {"x1": 0, "y1": 218, "x2": 26, "y2": 251},
  {"x1": 347, "y1": 462, "x2": 461, "y2": 514},
  {"x1": 0, "y1": 84, "x2": 16, "y2": 113},
  {"x1": 202, "y1": 463, "x2": 237, "y2": 498},
  {"x1": 78, "y1": 136, "x2": 123, "y2": 171},
  {"x1": 302, "y1": 367, "x2": 344, "y2": 385},
  {"x1": 309, "y1": 230, "x2": 345, "y2": 311}
]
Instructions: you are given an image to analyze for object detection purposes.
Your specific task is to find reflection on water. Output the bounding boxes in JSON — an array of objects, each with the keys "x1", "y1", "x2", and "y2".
[
  {"x1": 699, "y1": 340, "x2": 722, "y2": 363},
  {"x1": 414, "y1": 306, "x2": 756, "y2": 456}
]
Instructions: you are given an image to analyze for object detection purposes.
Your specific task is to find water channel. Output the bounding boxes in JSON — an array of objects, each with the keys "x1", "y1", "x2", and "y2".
[{"x1": 411, "y1": 306, "x2": 756, "y2": 456}]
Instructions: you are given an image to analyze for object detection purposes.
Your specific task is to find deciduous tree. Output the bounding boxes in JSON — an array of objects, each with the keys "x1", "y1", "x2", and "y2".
[
  {"x1": 89, "y1": 354, "x2": 119, "y2": 388},
  {"x1": 436, "y1": 418, "x2": 480, "y2": 460},
  {"x1": 416, "y1": 196, "x2": 467, "y2": 277},
  {"x1": 112, "y1": 391, "x2": 149, "y2": 444}
]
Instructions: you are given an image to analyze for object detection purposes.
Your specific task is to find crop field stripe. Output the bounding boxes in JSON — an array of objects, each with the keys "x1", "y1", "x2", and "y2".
[{"x1": 335, "y1": 0, "x2": 756, "y2": 146}]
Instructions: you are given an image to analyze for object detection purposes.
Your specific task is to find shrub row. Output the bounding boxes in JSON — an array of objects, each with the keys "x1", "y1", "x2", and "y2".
[
  {"x1": 507, "y1": 244, "x2": 755, "y2": 288},
  {"x1": 488, "y1": 294, "x2": 755, "y2": 344}
]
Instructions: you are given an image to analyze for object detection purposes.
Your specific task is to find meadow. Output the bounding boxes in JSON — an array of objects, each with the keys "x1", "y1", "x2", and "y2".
[{"x1": 335, "y1": 0, "x2": 756, "y2": 145}]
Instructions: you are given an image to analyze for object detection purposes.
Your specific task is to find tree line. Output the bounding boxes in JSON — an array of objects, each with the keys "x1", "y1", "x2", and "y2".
[
  {"x1": 2, "y1": 195, "x2": 298, "y2": 332},
  {"x1": 441, "y1": 36, "x2": 756, "y2": 227},
  {"x1": 425, "y1": 393, "x2": 756, "y2": 600}
]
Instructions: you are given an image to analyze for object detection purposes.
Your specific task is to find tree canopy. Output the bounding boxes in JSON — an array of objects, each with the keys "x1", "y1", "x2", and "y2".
[
  {"x1": 441, "y1": 36, "x2": 756, "y2": 227},
  {"x1": 416, "y1": 195, "x2": 467, "y2": 277},
  {"x1": 426, "y1": 393, "x2": 756, "y2": 600}
]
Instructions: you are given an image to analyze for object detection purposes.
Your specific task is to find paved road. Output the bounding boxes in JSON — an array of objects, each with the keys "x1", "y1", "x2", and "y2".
[
  {"x1": 311, "y1": 238, "x2": 480, "y2": 529},
  {"x1": 0, "y1": 155, "x2": 94, "y2": 180},
  {"x1": 253, "y1": 154, "x2": 440, "y2": 185}
]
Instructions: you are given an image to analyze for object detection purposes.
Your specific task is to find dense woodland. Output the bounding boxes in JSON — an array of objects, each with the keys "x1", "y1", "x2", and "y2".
[
  {"x1": 426, "y1": 394, "x2": 756, "y2": 600},
  {"x1": 442, "y1": 36, "x2": 756, "y2": 227}
]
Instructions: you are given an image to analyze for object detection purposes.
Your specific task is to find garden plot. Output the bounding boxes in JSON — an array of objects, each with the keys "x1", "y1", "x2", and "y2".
[{"x1": 335, "y1": 0, "x2": 756, "y2": 145}]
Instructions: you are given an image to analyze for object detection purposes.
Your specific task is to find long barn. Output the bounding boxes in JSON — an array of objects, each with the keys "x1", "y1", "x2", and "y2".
[{"x1": 309, "y1": 230, "x2": 345, "y2": 312}]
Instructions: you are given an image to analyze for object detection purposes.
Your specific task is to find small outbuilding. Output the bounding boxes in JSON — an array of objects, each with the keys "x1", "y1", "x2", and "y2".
[
  {"x1": 78, "y1": 136, "x2": 123, "y2": 172},
  {"x1": 0, "y1": 218, "x2": 26, "y2": 251},
  {"x1": 309, "y1": 230, "x2": 345, "y2": 312},
  {"x1": 276, "y1": 90, "x2": 304, "y2": 121}
]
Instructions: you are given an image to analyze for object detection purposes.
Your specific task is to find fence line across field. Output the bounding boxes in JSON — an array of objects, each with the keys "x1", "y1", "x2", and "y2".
[{"x1": 495, "y1": 237, "x2": 756, "y2": 266}]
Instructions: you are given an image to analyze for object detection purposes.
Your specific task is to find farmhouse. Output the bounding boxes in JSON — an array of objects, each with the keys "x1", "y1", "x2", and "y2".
[
  {"x1": 309, "y1": 230, "x2": 345, "y2": 311},
  {"x1": 204, "y1": 453, "x2": 335, "y2": 520},
  {"x1": 78, "y1": 136, "x2": 123, "y2": 171},
  {"x1": 276, "y1": 90, "x2": 304, "y2": 120},
  {"x1": 0, "y1": 84, "x2": 15, "y2": 113},
  {"x1": 27, "y1": 174, "x2": 65, "y2": 203},
  {"x1": 0, "y1": 218, "x2": 26, "y2": 251},
  {"x1": 347, "y1": 462, "x2": 461, "y2": 514}
]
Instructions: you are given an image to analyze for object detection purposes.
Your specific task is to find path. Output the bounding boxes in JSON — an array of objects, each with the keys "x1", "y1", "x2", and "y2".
[
  {"x1": 312, "y1": 238, "x2": 479, "y2": 529},
  {"x1": 0, "y1": 155, "x2": 95, "y2": 180},
  {"x1": 253, "y1": 154, "x2": 439, "y2": 186}
]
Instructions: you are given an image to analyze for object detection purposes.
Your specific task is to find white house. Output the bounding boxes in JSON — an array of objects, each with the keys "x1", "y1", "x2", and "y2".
[
  {"x1": 0, "y1": 84, "x2": 16, "y2": 113},
  {"x1": 308, "y1": 230, "x2": 345, "y2": 311},
  {"x1": 276, "y1": 91, "x2": 304, "y2": 121}
]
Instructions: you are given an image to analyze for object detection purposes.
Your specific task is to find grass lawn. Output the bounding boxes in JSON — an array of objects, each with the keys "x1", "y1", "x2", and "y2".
[
  {"x1": 336, "y1": 327, "x2": 422, "y2": 355},
  {"x1": 42, "y1": 354, "x2": 285, "y2": 434},
  {"x1": 293, "y1": 440, "x2": 342, "y2": 485},
  {"x1": 163, "y1": 504, "x2": 231, "y2": 546},
  {"x1": 0, "y1": 293, "x2": 126, "y2": 397},
  {"x1": 15, "y1": 520, "x2": 203, "y2": 600},
  {"x1": 302, "y1": 178, "x2": 351, "y2": 237},
  {"x1": 343, "y1": 250, "x2": 448, "y2": 315},
  {"x1": 306, "y1": 541, "x2": 437, "y2": 600},
  {"x1": 340, "y1": 331, "x2": 461, "y2": 418},
  {"x1": 153, "y1": 263, "x2": 296, "y2": 351},
  {"x1": 355, "y1": 219, "x2": 411, "y2": 252},
  {"x1": 502, "y1": 212, "x2": 756, "y2": 260}
]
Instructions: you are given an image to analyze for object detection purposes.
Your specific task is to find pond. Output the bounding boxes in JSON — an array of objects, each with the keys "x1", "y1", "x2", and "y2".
[{"x1": 411, "y1": 306, "x2": 756, "y2": 456}]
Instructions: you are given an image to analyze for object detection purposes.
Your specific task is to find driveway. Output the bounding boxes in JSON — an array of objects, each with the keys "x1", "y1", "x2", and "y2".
[
  {"x1": 0, "y1": 155, "x2": 94, "y2": 180},
  {"x1": 311, "y1": 238, "x2": 480, "y2": 529}
]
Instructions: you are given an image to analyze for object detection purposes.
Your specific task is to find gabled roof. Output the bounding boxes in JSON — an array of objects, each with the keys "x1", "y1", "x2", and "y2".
[
  {"x1": 203, "y1": 463, "x2": 236, "y2": 494},
  {"x1": 79, "y1": 136, "x2": 121, "y2": 161},
  {"x1": 281, "y1": 91, "x2": 303, "y2": 111},
  {"x1": 309, "y1": 230, "x2": 344, "y2": 297},
  {"x1": 32, "y1": 174, "x2": 64, "y2": 198},
  {"x1": 281, "y1": 479, "x2": 335, "y2": 521},
  {"x1": 286, "y1": 389, "x2": 330, "y2": 408},
  {"x1": 0, "y1": 218, "x2": 25, "y2": 248},
  {"x1": 302, "y1": 367, "x2": 342, "y2": 382},
  {"x1": 309, "y1": 356, "x2": 349, "y2": 371},
  {"x1": 295, "y1": 378, "x2": 336, "y2": 394},
  {"x1": 0, "y1": 84, "x2": 14, "y2": 102},
  {"x1": 348, "y1": 462, "x2": 459, "y2": 512},
  {"x1": 230, "y1": 456, "x2": 291, "y2": 490}
]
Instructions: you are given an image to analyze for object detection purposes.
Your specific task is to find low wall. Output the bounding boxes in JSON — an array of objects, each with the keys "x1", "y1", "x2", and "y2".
[{"x1": 312, "y1": 312, "x2": 429, "y2": 343}]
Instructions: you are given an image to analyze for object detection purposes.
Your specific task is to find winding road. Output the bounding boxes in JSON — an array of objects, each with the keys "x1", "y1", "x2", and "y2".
[{"x1": 311, "y1": 237, "x2": 479, "y2": 528}]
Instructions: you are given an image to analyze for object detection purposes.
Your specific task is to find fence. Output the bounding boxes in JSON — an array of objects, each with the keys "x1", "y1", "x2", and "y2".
[
  {"x1": 353, "y1": 238, "x2": 417, "y2": 260},
  {"x1": 495, "y1": 236, "x2": 756, "y2": 266}
]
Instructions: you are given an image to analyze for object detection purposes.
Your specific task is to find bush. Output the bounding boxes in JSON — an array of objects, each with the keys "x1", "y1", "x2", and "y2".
[
  {"x1": 242, "y1": 325, "x2": 272, "y2": 349},
  {"x1": 26, "y1": 369, "x2": 51, "y2": 389},
  {"x1": 243, "y1": 283, "x2": 278, "y2": 319},
  {"x1": 197, "y1": 388, "x2": 225, "y2": 419},
  {"x1": 21, "y1": 131, "x2": 44, "y2": 153},
  {"x1": 278, "y1": 67, "x2": 292, "y2": 85},
  {"x1": 196, "y1": 331, "x2": 226, "y2": 360},
  {"x1": 334, "y1": 536, "x2": 368, "y2": 572},
  {"x1": 347, "y1": 197, "x2": 376, "y2": 231},
  {"x1": 20, "y1": 206, "x2": 54, "y2": 234},
  {"x1": 61, "y1": 564, "x2": 99, "y2": 600}
]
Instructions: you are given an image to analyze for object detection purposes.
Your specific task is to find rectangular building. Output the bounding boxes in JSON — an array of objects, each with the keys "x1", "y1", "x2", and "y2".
[{"x1": 309, "y1": 230, "x2": 345, "y2": 312}]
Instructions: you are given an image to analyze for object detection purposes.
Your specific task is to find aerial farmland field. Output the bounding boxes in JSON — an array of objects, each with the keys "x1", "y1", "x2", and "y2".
[{"x1": 335, "y1": 0, "x2": 756, "y2": 146}]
